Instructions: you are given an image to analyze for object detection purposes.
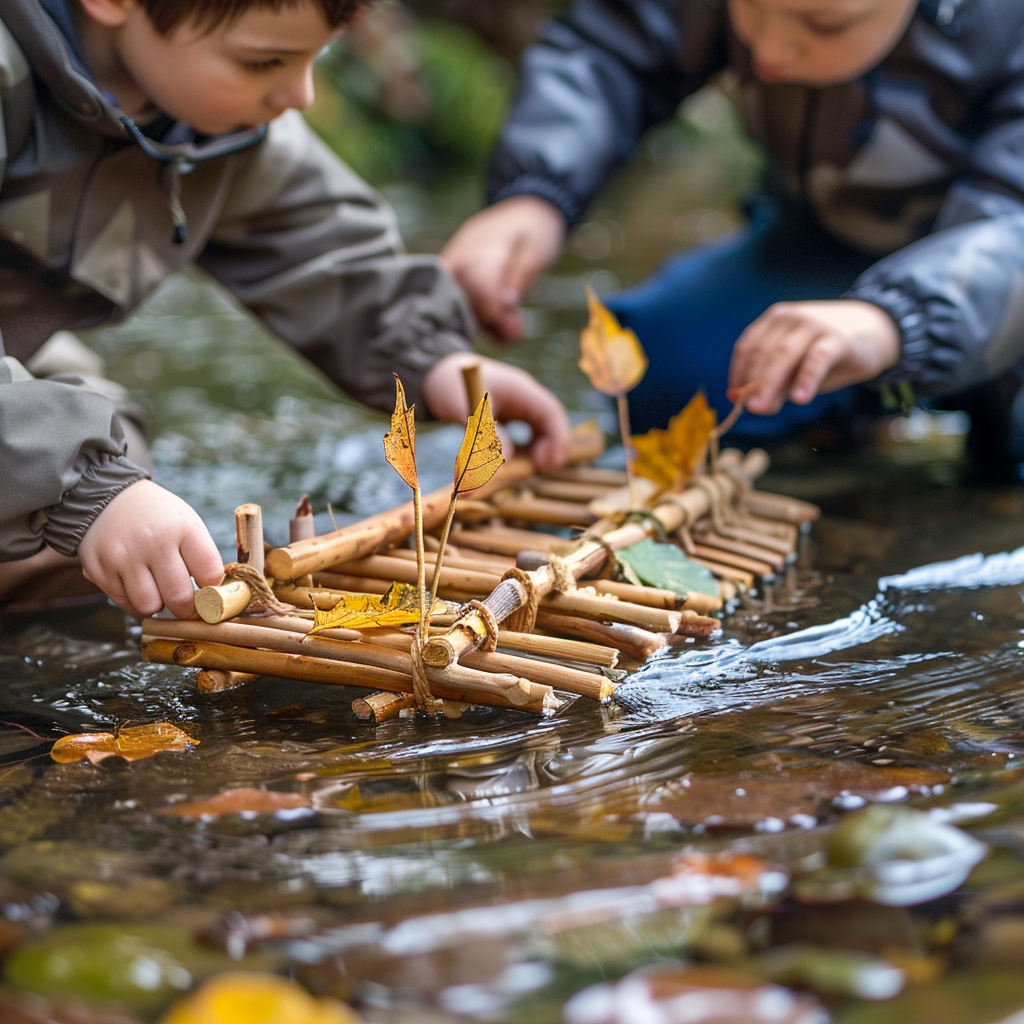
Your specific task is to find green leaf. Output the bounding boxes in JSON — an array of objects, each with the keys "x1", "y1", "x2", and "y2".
[{"x1": 618, "y1": 539, "x2": 719, "y2": 598}]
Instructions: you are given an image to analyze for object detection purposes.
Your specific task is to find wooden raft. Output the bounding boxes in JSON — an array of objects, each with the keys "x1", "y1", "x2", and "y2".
[{"x1": 141, "y1": 423, "x2": 818, "y2": 722}]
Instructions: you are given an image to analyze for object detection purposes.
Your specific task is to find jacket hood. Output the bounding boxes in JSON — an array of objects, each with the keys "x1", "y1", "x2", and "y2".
[{"x1": 1, "y1": 0, "x2": 128, "y2": 135}]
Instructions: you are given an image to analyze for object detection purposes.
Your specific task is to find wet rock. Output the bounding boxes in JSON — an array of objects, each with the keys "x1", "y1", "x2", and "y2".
[
  {"x1": 793, "y1": 805, "x2": 987, "y2": 906},
  {"x1": 770, "y1": 901, "x2": 922, "y2": 956},
  {"x1": 0, "y1": 843, "x2": 143, "y2": 893},
  {"x1": 761, "y1": 943, "x2": 905, "y2": 1000},
  {"x1": 4, "y1": 923, "x2": 261, "y2": 1010},
  {"x1": 563, "y1": 965, "x2": 828, "y2": 1024},
  {"x1": 648, "y1": 762, "x2": 949, "y2": 831},
  {"x1": 691, "y1": 921, "x2": 749, "y2": 963},
  {"x1": 67, "y1": 878, "x2": 177, "y2": 921},
  {"x1": 961, "y1": 915, "x2": 1024, "y2": 971}
]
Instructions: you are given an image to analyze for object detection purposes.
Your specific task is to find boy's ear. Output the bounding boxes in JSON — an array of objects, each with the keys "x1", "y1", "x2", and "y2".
[{"x1": 78, "y1": 0, "x2": 136, "y2": 29}]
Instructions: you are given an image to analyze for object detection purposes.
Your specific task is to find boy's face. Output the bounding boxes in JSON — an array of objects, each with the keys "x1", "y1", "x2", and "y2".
[
  {"x1": 94, "y1": 1, "x2": 342, "y2": 135},
  {"x1": 728, "y1": 0, "x2": 918, "y2": 87}
]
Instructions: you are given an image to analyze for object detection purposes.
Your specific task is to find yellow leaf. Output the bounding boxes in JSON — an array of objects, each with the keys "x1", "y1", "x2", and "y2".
[
  {"x1": 51, "y1": 723, "x2": 198, "y2": 765},
  {"x1": 160, "y1": 972, "x2": 363, "y2": 1024},
  {"x1": 383, "y1": 374, "x2": 418, "y2": 490},
  {"x1": 453, "y1": 393, "x2": 504, "y2": 495},
  {"x1": 306, "y1": 582, "x2": 444, "y2": 637},
  {"x1": 633, "y1": 392, "x2": 717, "y2": 490},
  {"x1": 578, "y1": 288, "x2": 648, "y2": 397}
]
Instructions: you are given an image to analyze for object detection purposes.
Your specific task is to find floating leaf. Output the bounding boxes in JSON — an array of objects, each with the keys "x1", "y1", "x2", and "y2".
[
  {"x1": 160, "y1": 972, "x2": 363, "y2": 1024},
  {"x1": 633, "y1": 392, "x2": 717, "y2": 490},
  {"x1": 383, "y1": 374, "x2": 417, "y2": 490},
  {"x1": 578, "y1": 289, "x2": 648, "y2": 397},
  {"x1": 51, "y1": 724, "x2": 198, "y2": 765},
  {"x1": 453, "y1": 393, "x2": 504, "y2": 495},
  {"x1": 160, "y1": 788, "x2": 312, "y2": 819},
  {"x1": 306, "y1": 583, "x2": 443, "y2": 636},
  {"x1": 618, "y1": 538, "x2": 719, "y2": 598}
]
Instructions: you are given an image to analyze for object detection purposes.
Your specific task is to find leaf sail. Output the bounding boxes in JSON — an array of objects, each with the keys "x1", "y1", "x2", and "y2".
[
  {"x1": 453, "y1": 393, "x2": 504, "y2": 496},
  {"x1": 634, "y1": 392, "x2": 718, "y2": 491},
  {"x1": 383, "y1": 375, "x2": 418, "y2": 489},
  {"x1": 577, "y1": 288, "x2": 648, "y2": 398}
]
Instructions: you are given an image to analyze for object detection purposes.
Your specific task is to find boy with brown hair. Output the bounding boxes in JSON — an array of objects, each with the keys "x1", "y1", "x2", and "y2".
[{"x1": 0, "y1": 0, "x2": 571, "y2": 617}]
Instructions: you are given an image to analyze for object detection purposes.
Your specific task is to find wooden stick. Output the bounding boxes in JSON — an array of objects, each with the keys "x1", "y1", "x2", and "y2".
[
  {"x1": 236, "y1": 504, "x2": 265, "y2": 575},
  {"x1": 326, "y1": 554, "x2": 499, "y2": 595},
  {"x1": 542, "y1": 466, "x2": 628, "y2": 487},
  {"x1": 353, "y1": 692, "x2": 416, "y2": 722},
  {"x1": 141, "y1": 629, "x2": 560, "y2": 715},
  {"x1": 461, "y1": 360, "x2": 485, "y2": 415},
  {"x1": 453, "y1": 525, "x2": 568, "y2": 557},
  {"x1": 228, "y1": 615, "x2": 613, "y2": 699},
  {"x1": 529, "y1": 479, "x2": 621, "y2": 503},
  {"x1": 541, "y1": 590, "x2": 682, "y2": 633},
  {"x1": 488, "y1": 492, "x2": 599, "y2": 528},
  {"x1": 422, "y1": 453, "x2": 770, "y2": 667},
  {"x1": 290, "y1": 495, "x2": 316, "y2": 544},
  {"x1": 195, "y1": 580, "x2": 252, "y2": 624},
  {"x1": 744, "y1": 490, "x2": 820, "y2": 525},
  {"x1": 265, "y1": 422, "x2": 604, "y2": 582},
  {"x1": 196, "y1": 670, "x2": 261, "y2": 693},
  {"x1": 534, "y1": 610, "x2": 667, "y2": 662}
]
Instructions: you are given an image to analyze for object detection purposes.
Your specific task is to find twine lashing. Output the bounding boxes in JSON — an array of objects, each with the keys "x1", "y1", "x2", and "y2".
[
  {"x1": 500, "y1": 567, "x2": 541, "y2": 634},
  {"x1": 466, "y1": 599, "x2": 501, "y2": 653},
  {"x1": 221, "y1": 562, "x2": 297, "y2": 616}
]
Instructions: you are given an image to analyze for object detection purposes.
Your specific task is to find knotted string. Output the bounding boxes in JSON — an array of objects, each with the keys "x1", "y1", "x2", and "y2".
[{"x1": 409, "y1": 636, "x2": 442, "y2": 714}]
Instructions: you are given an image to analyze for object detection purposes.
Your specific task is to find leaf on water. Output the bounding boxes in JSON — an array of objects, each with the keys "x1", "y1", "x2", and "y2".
[
  {"x1": 618, "y1": 538, "x2": 720, "y2": 598},
  {"x1": 50, "y1": 724, "x2": 198, "y2": 765},
  {"x1": 160, "y1": 971, "x2": 364, "y2": 1024},
  {"x1": 306, "y1": 582, "x2": 444, "y2": 636},
  {"x1": 453, "y1": 393, "x2": 504, "y2": 496},
  {"x1": 633, "y1": 392, "x2": 717, "y2": 490},
  {"x1": 160, "y1": 788, "x2": 312, "y2": 819},
  {"x1": 578, "y1": 288, "x2": 648, "y2": 397},
  {"x1": 383, "y1": 374, "x2": 417, "y2": 490}
]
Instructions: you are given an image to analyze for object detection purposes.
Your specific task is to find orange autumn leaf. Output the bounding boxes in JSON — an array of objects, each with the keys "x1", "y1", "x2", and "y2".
[
  {"x1": 578, "y1": 288, "x2": 648, "y2": 397},
  {"x1": 453, "y1": 393, "x2": 504, "y2": 495},
  {"x1": 51, "y1": 723, "x2": 198, "y2": 765},
  {"x1": 633, "y1": 392, "x2": 717, "y2": 490},
  {"x1": 383, "y1": 374, "x2": 418, "y2": 490}
]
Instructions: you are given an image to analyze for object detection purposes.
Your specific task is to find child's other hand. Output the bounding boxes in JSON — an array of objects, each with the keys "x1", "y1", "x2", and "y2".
[
  {"x1": 421, "y1": 353, "x2": 571, "y2": 471},
  {"x1": 441, "y1": 196, "x2": 566, "y2": 342},
  {"x1": 729, "y1": 300, "x2": 901, "y2": 415},
  {"x1": 78, "y1": 480, "x2": 224, "y2": 620}
]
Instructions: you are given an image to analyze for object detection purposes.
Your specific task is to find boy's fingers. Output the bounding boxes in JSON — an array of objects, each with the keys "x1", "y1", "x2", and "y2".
[
  {"x1": 790, "y1": 334, "x2": 844, "y2": 403},
  {"x1": 122, "y1": 566, "x2": 163, "y2": 619},
  {"x1": 743, "y1": 319, "x2": 806, "y2": 414},
  {"x1": 152, "y1": 557, "x2": 202, "y2": 621},
  {"x1": 180, "y1": 529, "x2": 225, "y2": 590}
]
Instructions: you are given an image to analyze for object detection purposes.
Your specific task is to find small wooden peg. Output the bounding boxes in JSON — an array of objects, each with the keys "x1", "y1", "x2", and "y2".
[
  {"x1": 462, "y1": 359, "x2": 485, "y2": 414},
  {"x1": 236, "y1": 504, "x2": 265, "y2": 575}
]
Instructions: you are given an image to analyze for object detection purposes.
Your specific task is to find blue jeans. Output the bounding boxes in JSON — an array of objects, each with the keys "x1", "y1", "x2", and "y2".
[{"x1": 606, "y1": 204, "x2": 877, "y2": 437}]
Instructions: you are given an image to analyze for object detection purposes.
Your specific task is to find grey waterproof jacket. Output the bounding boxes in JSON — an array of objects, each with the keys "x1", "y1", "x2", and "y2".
[
  {"x1": 0, "y1": 0, "x2": 474, "y2": 559},
  {"x1": 488, "y1": 0, "x2": 1024, "y2": 397}
]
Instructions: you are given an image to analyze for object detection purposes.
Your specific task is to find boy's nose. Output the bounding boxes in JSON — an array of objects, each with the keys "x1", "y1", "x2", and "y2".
[{"x1": 271, "y1": 67, "x2": 316, "y2": 113}]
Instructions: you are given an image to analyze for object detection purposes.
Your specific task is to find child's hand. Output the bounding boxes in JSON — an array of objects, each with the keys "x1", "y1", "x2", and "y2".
[
  {"x1": 728, "y1": 300, "x2": 901, "y2": 415},
  {"x1": 421, "y1": 353, "x2": 571, "y2": 471},
  {"x1": 78, "y1": 480, "x2": 224, "y2": 620},
  {"x1": 441, "y1": 196, "x2": 566, "y2": 342}
]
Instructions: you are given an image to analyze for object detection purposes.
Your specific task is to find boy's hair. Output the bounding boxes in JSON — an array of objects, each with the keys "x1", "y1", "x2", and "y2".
[{"x1": 142, "y1": 0, "x2": 371, "y2": 34}]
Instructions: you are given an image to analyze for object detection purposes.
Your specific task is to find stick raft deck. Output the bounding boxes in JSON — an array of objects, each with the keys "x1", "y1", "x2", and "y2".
[{"x1": 143, "y1": 426, "x2": 818, "y2": 722}]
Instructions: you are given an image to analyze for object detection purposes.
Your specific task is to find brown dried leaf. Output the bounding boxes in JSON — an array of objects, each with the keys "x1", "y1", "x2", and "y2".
[
  {"x1": 578, "y1": 288, "x2": 648, "y2": 397},
  {"x1": 383, "y1": 374, "x2": 417, "y2": 489},
  {"x1": 453, "y1": 393, "x2": 504, "y2": 495},
  {"x1": 633, "y1": 392, "x2": 717, "y2": 490},
  {"x1": 50, "y1": 724, "x2": 198, "y2": 765}
]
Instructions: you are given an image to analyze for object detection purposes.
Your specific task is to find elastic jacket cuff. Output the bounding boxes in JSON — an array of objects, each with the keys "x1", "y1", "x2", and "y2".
[
  {"x1": 43, "y1": 453, "x2": 151, "y2": 557},
  {"x1": 843, "y1": 282, "x2": 930, "y2": 386},
  {"x1": 487, "y1": 174, "x2": 580, "y2": 227}
]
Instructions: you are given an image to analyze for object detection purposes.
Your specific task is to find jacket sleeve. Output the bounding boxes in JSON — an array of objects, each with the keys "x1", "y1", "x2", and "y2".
[
  {"x1": 487, "y1": 0, "x2": 727, "y2": 226},
  {"x1": 198, "y1": 111, "x2": 475, "y2": 416},
  {"x1": 0, "y1": 357, "x2": 149, "y2": 561},
  {"x1": 845, "y1": 24, "x2": 1024, "y2": 397}
]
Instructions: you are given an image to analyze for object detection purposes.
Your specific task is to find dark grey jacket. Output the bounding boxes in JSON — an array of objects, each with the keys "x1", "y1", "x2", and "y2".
[
  {"x1": 0, "y1": 356, "x2": 147, "y2": 560},
  {"x1": 488, "y1": 0, "x2": 1024, "y2": 397},
  {"x1": 0, "y1": 0, "x2": 475, "y2": 559}
]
